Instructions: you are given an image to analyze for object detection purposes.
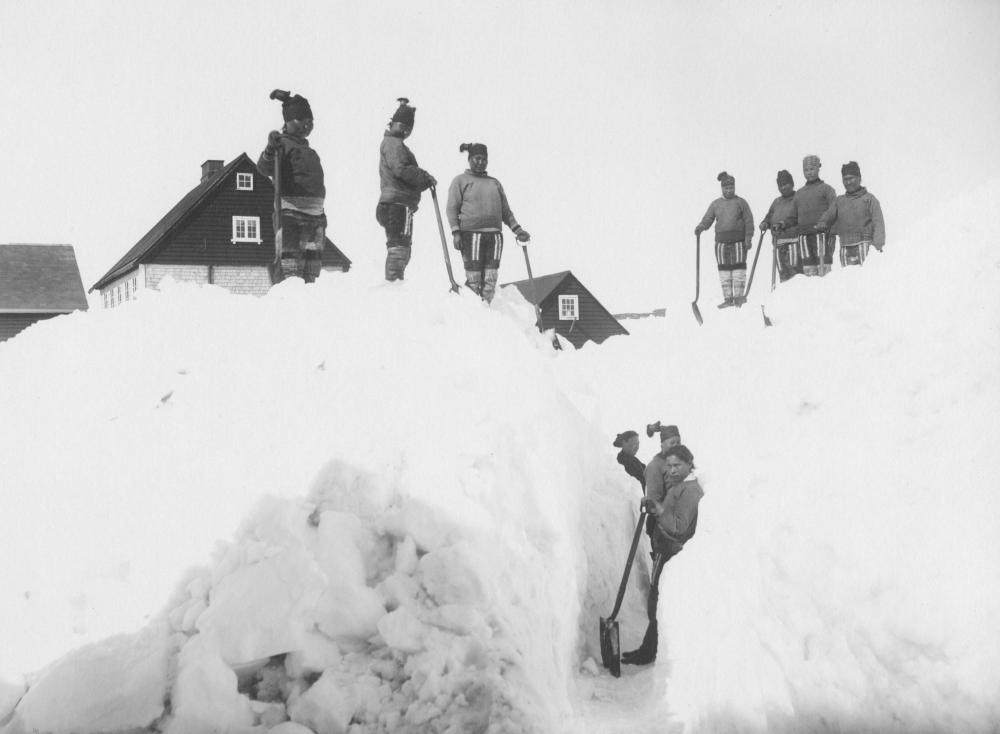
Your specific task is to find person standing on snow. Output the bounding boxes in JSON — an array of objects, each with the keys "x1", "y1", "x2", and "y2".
[
  {"x1": 614, "y1": 430, "x2": 646, "y2": 492},
  {"x1": 695, "y1": 172, "x2": 754, "y2": 308},
  {"x1": 258, "y1": 89, "x2": 326, "y2": 283},
  {"x1": 815, "y1": 161, "x2": 885, "y2": 267},
  {"x1": 446, "y1": 143, "x2": 531, "y2": 302},
  {"x1": 759, "y1": 169, "x2": 801, "y2": 283},
  {"x1": 779, "y1": 155, "x2": 838, "y2": 277},
  {"x1": 377, "y1": 98, "x2": 436, "y2": 282},
  {"x1": 622, "y1": 443, "x2": 703, "y2": 666}
]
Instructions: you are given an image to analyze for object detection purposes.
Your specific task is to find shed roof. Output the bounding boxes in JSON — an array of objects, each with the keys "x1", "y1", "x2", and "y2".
[
  {"x1": 0, "y1": 244, "x2": 89, "y2": 312},
  {"x1": 502, "y1": 270, "x2": 573, "y2": 305}
]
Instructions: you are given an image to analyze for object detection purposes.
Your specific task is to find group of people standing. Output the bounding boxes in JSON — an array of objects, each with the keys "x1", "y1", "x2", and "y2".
[
  {"x1": 259, "y1": 91, "x2": 530, "y2": 301},
  {"x1": 695, "y1": 156, "x2": 886, "y2": 308},
  {"x1": 612, "y1": 423, "x2": 703, "y2": 665}
]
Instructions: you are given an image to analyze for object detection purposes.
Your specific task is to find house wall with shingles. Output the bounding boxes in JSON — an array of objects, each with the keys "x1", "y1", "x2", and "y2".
[{"x1": 0, "y1": 313, "x2": 59, "y2": 342}]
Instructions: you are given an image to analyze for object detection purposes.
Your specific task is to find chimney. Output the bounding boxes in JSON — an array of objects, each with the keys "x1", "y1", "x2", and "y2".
[{"x1": 200, "y1": 159, "x2": 224, "y2": 182}]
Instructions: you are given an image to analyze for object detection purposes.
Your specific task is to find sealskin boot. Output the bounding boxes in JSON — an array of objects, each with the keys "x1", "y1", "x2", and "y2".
[{"x1": 622, "y1": 622, "x2": 658, "y2": 665}]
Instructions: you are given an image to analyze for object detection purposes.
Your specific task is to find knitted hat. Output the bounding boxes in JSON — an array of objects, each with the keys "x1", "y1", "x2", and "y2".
[
  {"x1": 459, "y1": 142, "x2": 488, "y2": 157},
  {"x1": 841, "y1": 161, "x2": 861, "y2": 177},
  {"x1": 659, "y1": 424, "x2": 680, "y2": 441},
  {"x1": 270, "y1": 89, "x2": 313, "y2": 122},
  {"x1": 717, "y1": 171, "x2": 735, "y2": 185},
  {"x1": 391, "y1": 97, "x2": 416, "y2": 127},
  {"x1": 776, "y1": 169, "x2": 794, "y2": 186},
  {"x1": 612, "y1": 430, "x2": 638, "y2": 448},
  {"x1": 803, "y1": 154, "x2": 821, "y2": 168}
]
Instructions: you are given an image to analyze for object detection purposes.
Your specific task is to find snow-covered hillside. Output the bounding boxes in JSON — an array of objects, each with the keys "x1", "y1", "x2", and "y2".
[{"x1": 1, "y1": 182, "x2": 998, "y2": 733}]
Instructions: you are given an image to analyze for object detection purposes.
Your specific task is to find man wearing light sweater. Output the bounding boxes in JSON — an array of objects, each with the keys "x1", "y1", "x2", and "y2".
[
  {"x1": 446, "y1": 142, "x2": 530, "y2": 302},
  {"x1": 816, "y1": 161, "x2": 885, "y2": 267},
  {"x1": 695, "y1": 171, "x2": 754, "y2": 308}
]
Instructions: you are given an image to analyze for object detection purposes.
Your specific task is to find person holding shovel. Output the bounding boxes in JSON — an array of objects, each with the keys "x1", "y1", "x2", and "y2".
[
  {"x1": 446, "y1": 142, "x2": 531, "y2": 302},
  {"x1": 777, "y1": 155, "x2": 838, "y2": 277},
  {"x1": 622, "y1": 443, "x2": 703, "y2": 666},
  {"x1": 377, "y1": 98, "x2": 436, "y2": 282},
  {"x1": 695, "y1": 172, "x2": 754, "y2": 308},
  {"x1": 258, "y1": 89, "x2": 326, "y2": 283},
  {"x1": 760, "y1": 169, "x2": 800, "y2": 283}
]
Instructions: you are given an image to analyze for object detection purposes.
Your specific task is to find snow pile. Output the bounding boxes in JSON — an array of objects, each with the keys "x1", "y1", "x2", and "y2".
[
  {"x1": 1, "y1": 181, "x2": 999, "y2": 733},
  {"x1": 561, "y1": 180, "x2": 1000, "y2": 731},
  {"x1": 0, "y1": 276, "x2": 632, "y2": 732}
]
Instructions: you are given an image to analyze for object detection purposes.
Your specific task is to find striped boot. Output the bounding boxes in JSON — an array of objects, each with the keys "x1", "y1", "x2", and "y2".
[
  {"x1": 731, "y1": 268, "x2": 747, "y2": 306},
  {"x1": 482, "y1": 268, "x2": 499, "y2": 303},
  {"x1": 717, "y1": 271, "x2": 734, "y2": 308},
  {"x1": 465, "y1": 269, "x2": 483, "y2": 296}
]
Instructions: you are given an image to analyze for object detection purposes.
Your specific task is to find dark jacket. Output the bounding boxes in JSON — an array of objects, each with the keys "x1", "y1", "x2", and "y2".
[
  {"x1": 761, "y1": 192, "x2": 797, "y2": 235},
  {"x1": 378, "y1": 133, "x2": 434, "y2": 209},
  {"x1": 258, "y1": 133, "x2": 325, "y2": 199},
  {"x1": 616, "y1": 450, "x2": 646, "y2": 491}
]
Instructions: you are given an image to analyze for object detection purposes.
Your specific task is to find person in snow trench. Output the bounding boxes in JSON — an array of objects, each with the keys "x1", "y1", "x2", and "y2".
[
  {"x1": 622, "y1": 443, "x2": 704, "y2": 666},
  {"x1": 694, "y1": 171, "x2": 755, "y2": 308},
  {"x1": 446, "y1": 142, "x2": 531, "y2": 302},
  {"x1": 613, "y1": 430, "x2": 645, "y2": 493}
]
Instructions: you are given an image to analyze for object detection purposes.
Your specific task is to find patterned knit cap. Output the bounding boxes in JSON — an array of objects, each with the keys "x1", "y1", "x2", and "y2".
[
  {"x1": 803, "y1": 154, "x2": 821, "y2": 168},
  {"x1": 659, "y1": 424, "x2": 680, "y2": 440},
  {"x1": 717, "y1": 171, "x2": 735, "y2": 185},
  {"x1": 841, "y1": 161, "x2": 861, "y2": 177},
  {"x1": 777, "y1": 169, "x2": 794, "y2": 186}
]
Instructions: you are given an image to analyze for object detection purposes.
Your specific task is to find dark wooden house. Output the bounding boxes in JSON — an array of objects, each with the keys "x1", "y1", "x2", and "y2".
[
  {"x1": 0, "y1": 244, "x2": 89, "y2": 342},
  {"x1": 90, "y1": 155, "x2": 351, "y2": 306},
  {"x1": 502, "y1": 270, "x2": 628, "y2": 348}
]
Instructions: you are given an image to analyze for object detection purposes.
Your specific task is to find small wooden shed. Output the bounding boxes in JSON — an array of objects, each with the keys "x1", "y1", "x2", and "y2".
[
  {"x1": 0, "y1": 244, "x2": 89, "y2": 342},
  {"x1": 503, "y1": 270, "x2": 629, "y2": 348}
]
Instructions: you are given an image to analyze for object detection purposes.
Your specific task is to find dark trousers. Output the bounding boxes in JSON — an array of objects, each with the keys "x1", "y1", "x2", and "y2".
[
  {"x1": 275, "y1": 210, "x2": 325, "y2": 283},
  {"x1": 376, "y1": 203, "x2": 414, "y2": 280}
]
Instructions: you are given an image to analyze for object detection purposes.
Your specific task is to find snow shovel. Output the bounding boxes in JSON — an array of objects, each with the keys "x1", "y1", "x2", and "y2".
[
  {"x1": 691, "y1": 233, "x2": 703, "y2": 325},
  {"x1": 521, "y1": 242, "x2": 561, "y2": 349},
  {"x1": 268, "y1": 140, "x2": 284, "y2": 285},
  {"x1": 600, "y1": 510, "x2": 647, "y2": 678},
  {"x1": 743, "y1": 231, "x2": 766, "y2": 302},
  {"x1": 430, "y1": 186, "x2": 462, "y2": 293}
]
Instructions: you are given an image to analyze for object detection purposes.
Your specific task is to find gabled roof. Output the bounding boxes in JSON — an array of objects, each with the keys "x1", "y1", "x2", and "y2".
[
  {"x1": 502, "y1": 270, "x2": 573, "y2": 305},
  {"x1": 91, "y1": 154, "x2": 255, "y2": 290},
  {"x1": 0, "y1": 244, "x2": 89, "y2": 312}
]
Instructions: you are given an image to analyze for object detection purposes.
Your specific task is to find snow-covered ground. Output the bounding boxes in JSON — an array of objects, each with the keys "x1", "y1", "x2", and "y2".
[{"x1": 1, "y1": 182, "x2": 998, "y2": 732}]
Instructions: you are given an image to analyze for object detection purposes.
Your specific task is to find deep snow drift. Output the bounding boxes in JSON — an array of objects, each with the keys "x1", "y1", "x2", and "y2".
[{"x1": 1, "y1": 182, "x2": 999, "y2": 733}]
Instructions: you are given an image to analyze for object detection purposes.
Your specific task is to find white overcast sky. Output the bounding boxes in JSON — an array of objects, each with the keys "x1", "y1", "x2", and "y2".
[{"x1": 2, "y1": 0, "x2": 998, "y2": 311}]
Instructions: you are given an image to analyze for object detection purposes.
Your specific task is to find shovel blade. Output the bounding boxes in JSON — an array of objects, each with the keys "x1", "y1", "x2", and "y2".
[
  {"x1": 761, "y1": 305, "x2": 772, "y2": 327},
  {"x1": 599, "y1": 616, "x2": 621, "y2": 678},
  {"x1": 691, "y1": 302, "x2": 704, "y2": 326}
]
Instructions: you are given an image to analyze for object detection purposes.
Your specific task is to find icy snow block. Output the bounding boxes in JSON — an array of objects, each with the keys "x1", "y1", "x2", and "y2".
[
  {"x1": 418, "y1": 544, "x2": 486, "y2": 606},
  {"x1": 164, "y1": 636, "x2": 255, "y2": 732},
  {"x1": 376, "y1": 607, "x2": 427, "y2": 654},
  {"x1": 6, "y1": 625, "x2": 171, "y2": 733},
  {"x1": 196, "y1": 547, "x2": 325, "y2": 665},
  {"x1": 288, "y1": 670, "x2": 357, "y2": 734}
]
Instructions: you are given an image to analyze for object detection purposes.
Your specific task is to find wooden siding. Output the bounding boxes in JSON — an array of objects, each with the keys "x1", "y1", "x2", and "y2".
[
  {"x1": 538, "y1": 276, "x2": 626, "y2": 348},
  {"x1": 151, "y1": 161, "x2": 275, "y2": 266},
  {"x1": 0, "y1": 313, "x2": 59, "y2": 342}
]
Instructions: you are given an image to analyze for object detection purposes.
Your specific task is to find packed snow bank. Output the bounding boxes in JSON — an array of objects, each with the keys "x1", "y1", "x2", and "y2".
[
  {"x1": 0, "y1": 275, "x2": 639, "y2": 732},
  {"x1": 561, "y1": 180, "x2": 1000, "y2": 732}
]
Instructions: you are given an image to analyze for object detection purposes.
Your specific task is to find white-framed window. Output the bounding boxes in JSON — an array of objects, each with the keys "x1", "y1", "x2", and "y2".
[
  {"x1": 132, "y1": 276, "x2": 138, "y2": 296},
  {"x1": 125, "y1": 280, "x2": 130, "y2": 301},
  {"x1": 231, "y1": 216, "x2": 262, "y2": 244},
  {"x1": 116, "y1": 286, "x2": 122, "y2": 305},
  {"x1": 558, "y1": 295, "x2": 579, "y2": 320},
  {"x1": 236, "y1": 172, "x2": 253, "y2": 191}
]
